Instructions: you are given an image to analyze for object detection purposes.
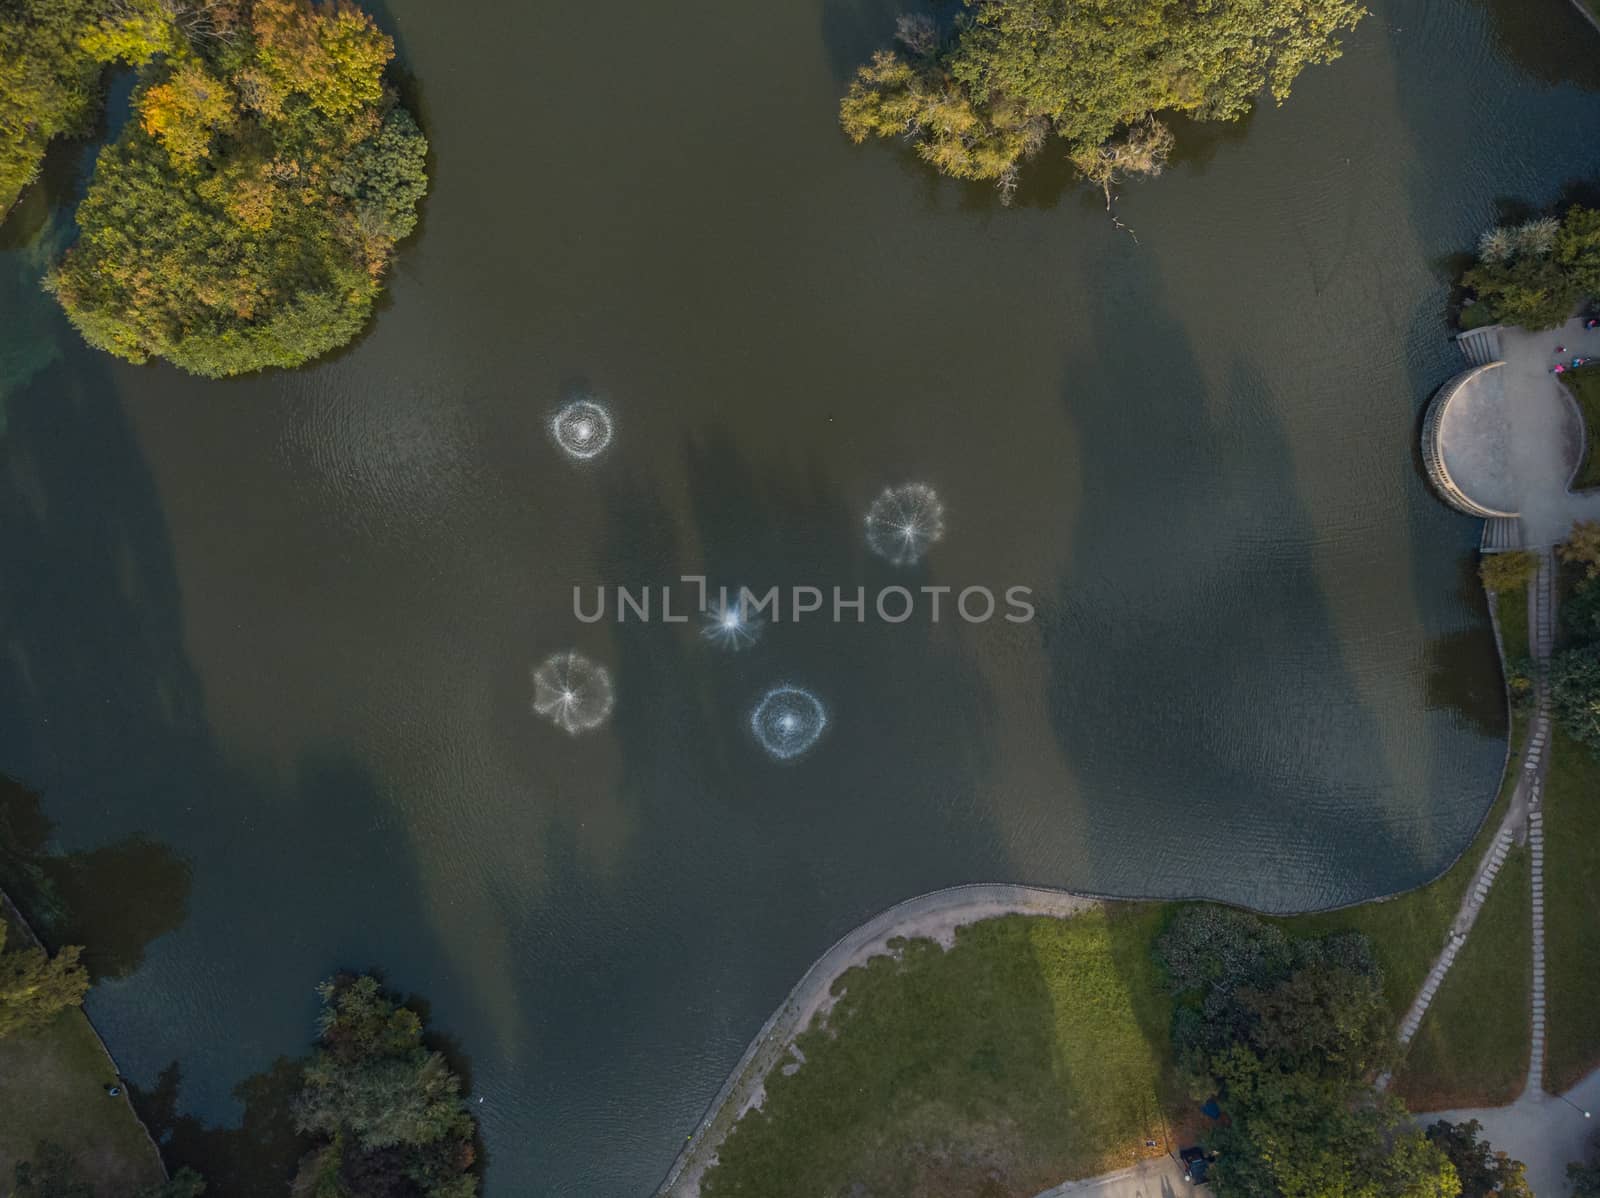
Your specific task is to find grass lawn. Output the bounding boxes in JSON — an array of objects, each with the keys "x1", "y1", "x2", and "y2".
[
  {"x1": 1542, "y1": 728, "x2": 1600, "y2": 1093},
  {"x1": 702, "y1": 906, "x2": 1176, "y2": 1198},
  {"x1": 1561, "y1": 366, "x2": 1600, "y2": 491},
  {"x1": 1498, "y1": 581, "x2": 1529, "y2": 663},
  {"x1": 1391, "y1": 847, "x2": 1531, "y2": 1110},
  {"x1": 0, "y1": 904, "x2": 165, "y2": 1195}
]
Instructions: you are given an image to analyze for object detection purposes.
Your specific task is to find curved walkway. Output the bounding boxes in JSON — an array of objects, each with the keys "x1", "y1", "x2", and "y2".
[{"x1": 655, "y1": 884, "x2": 1100, "y2": 1197}]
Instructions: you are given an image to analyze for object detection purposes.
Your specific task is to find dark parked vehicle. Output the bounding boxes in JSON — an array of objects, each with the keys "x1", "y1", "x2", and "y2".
[{"x1": 1180, "y1": 1146, "x2": 1216, "y2": 1185}]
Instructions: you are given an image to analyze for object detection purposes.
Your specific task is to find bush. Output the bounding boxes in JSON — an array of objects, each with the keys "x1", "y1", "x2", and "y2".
[
  {"x1": 1560, "y1": 519, "x2": 1600, "y2": 581},
  {"x1": 1552, "y1": 644, "x2": 1600, "y2": 749},
  {"x1": 0, "y1": 920, "x2": 88, "y2": 1038},
  {"x1": 1156, "y1": 905, "x2": 1290, "y2": 998},
  {"x1": 1564, "y1": 577, "x2": 1600, "y2": 646},
  {"x1": 1479, "y1": 550, "x2": 1537, "y2": 593}
]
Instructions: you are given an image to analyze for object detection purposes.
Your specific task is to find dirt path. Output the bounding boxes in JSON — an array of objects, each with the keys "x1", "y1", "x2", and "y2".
[{"x1": 654, "y1": 884, "x2": 1100, "y2": 1197}]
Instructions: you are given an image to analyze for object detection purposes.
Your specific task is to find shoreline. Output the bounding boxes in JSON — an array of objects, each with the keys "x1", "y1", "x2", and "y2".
[
  {"x1": 654, "y1": 883, "x2": 1102, "y2": 1197},
  {"x1": 656, "y1": 766, "x2": 1521, "y2": 1197},
  {"x1": 0, "y1": 885, "x2": 168, "y2": 1184}
]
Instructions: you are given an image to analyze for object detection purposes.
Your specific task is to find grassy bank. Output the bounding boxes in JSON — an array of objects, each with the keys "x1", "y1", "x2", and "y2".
[
  {"x1": 1498, "y1": 581, "x2": 1530, "y2": 662},
  {"x1": 1561, "y1": 366, "x2": 1600, "y2": 490},
  {"x1": 1543, "y1": 727, "x2": 1600, "y2": 1093},
  {"x1": 0, "y1": 904, "x2": 165, "y2": 1193},
  {"x1": 702, "y1": 906, "x2": 1176, "y2": 1198},
  {"x1": 701, "y1": 738, "x2": 1529, "y2": 1193},
  {"x1": 1391, "y1": 846, "x2": 1531, "y2": 1109}
]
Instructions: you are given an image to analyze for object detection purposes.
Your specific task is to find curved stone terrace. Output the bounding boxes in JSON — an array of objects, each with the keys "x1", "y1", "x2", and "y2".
[{"x1": 1431, "y1": 317, "x2": 1600, "y2": 546}]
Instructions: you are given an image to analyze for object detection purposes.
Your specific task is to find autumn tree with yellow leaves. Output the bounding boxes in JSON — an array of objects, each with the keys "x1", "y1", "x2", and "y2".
[{"x1": 3, "y1": 0, "x2": 429, "y2": 376}]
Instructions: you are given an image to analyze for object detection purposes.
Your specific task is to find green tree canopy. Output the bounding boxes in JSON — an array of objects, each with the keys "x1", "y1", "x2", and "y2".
[
  {"x1": 1459, "y1": 208, "x2": 1600, "y2": 331},
  {"x1": 44, "y1": 0, "x2": 428, "y2": 377},
  {"x1": 839, "y1": 0, "x2": 1367, "y2": 198},
  {"x1": 0, "y1": 0, "x2": 108, "y2": 214},
  {"x1": 1425, "y1": 1120, "x2": 1533, "y2": 1198},
  {"x1": 1156, "y1": 910, "x2": 1455, "y2": 1198},
  {"x1": 1552, "y1": 643, "x2": 1600, "y2": 749},
  {"x1": 0, "y1": 918, "x2": 89, "y2": 1038},
  {"x1": 292, "y1": 974, "x2": 478, "y2": 1198}
]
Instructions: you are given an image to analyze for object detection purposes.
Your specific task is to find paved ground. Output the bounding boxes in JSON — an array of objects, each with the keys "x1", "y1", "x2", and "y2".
[
  {"x1": 1426, "y1": 1067, "x2": 1600, "y2": 1198},
  {"x1": 1498, "y1": 318, "x2": 1600, "y2": 546},
  {"x1": 1033, "y1": 1157, "x2": 1190, "y2": 1198}
]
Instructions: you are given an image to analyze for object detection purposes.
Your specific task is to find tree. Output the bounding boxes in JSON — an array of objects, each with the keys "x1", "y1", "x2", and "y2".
[
  {"x1": 839, "y1": 0, "x2": 1367, "y2": 197},
  {"x1": 1552, "y1": 643, "x2": 1600, "y2": 749},
  {"x1": 43, "y1": 0, "x2": 428, "y2": 376},
  {"x1": 1460, "y1": 206, "x2": 1600, "y2": 331},
  {"x1": 1461, "y1": 251, "x2": 1580, "y2": 331},
  {"x1": 292, "y1": 974, "x2": 478, "y2": 1198},
  {"x1": 0, "y1": 918, "x2": 89, "y2": 1038},
  {"x1": 1573, "y1": 1161, "x2": 1600, "y2": 1198},
  {"x1": 1153, "y1": 914, "x2": 1453, "y2": 1198},
  {"x1": 1426, "y1": 1120, "x2": 1532, "y2": 1198},
  {"x1": 1479, "y1": 550, "x2": 1537, "y2": 593},
  {"x1": 1563, "y1": 576, "x2": 1600, "y2": 646},
  {"x1": 1560, "y1": 519, "x2": 1600, "y2": 580},
  {"x1": 0, "y1": 0, "x2": 110, "y2": 214},
  {"x1": 138, "y1": 62, "x2": 237, "y2": 169},
  {"x1": 1556, "y1": 205, "x2": 1600, "y2": 296}
]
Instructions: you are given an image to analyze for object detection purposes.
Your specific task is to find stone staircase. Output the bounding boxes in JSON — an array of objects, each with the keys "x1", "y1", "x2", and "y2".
[
  {"x1": 1526, "y1": 551, "x2": 1554, "y2": 1094},
  {"x1": 1481, "y1": 516, "x2": 1524, "y2": 553},
  {"x1": 1457, "y1": 325, "x2": 1504, "y2": 366},
  {"x1": 1383, "y1": 550, "x2": 1556, "y2": 1092},
  {"x1": 1395, "y1": 820, "x2": 1515, "y2": 1049}
]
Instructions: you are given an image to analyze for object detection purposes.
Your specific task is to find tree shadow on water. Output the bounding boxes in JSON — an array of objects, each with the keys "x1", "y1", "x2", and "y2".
[
  {"x1": 1046, "y1": 245, "x2": 1414, "y2": 911},
  {"x1": 0, "y1": 772, "x2": 190, "y2": 979},
  {"x1": 1467, "y1": 0, "x2": 1600, "y2": 92},
  {"x1": 131, "y1": 1059, "x2": 309, "y2": 1198}
]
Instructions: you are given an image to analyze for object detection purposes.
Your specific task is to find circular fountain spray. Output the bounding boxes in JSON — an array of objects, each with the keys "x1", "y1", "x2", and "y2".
[
  {"x1": 701, "y1": 592, "x2": 763, "y2": 651},
  {"x1": 550, "y1": 398, "x2": 615, "y2": 461},
  {"x1": 749, "y1": 685, "x2": 828, "y2": 761},
  {"x1": 531, "y1": 651, "x2": 615, "y2": 734},
  {"x1": 864, "y1": 483, "x2": 945, "y2": 566}
]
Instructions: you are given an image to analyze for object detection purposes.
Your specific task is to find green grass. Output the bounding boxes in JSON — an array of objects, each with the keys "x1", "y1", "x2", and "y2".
[
  {"x1": 702, "y1": 906, "x2": 1176, "y2": 1198},
  {"x1": 1561, "y1": 367, "x2": 1600, "y2": 491},
  {"x1": 0, "y1": 906, "x2": 165, "y2": 1194},
  {"x1": 1543, "y1": 728, "x2": 1600, "y2": 1093},
  {"x1": 1392, "y1": 847, "x2": 1531, "y2": 1109},
  {"x1": 0, "y1": 1012, "x2": 165, "y2": 1196},
  {"x1": 1498, "y1": 581, "x2": 1530, "y2": 663}
]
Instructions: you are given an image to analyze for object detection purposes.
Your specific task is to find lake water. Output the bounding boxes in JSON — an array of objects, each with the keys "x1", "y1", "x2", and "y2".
[{"x1": 2, "y1": 0, "x2": 1596, "y2": 1192}]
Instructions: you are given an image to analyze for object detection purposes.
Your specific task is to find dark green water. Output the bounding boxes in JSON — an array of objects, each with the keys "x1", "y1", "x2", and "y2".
[{"x1": 2, "y1": 0, "x2": 1596, "y2": 1191}]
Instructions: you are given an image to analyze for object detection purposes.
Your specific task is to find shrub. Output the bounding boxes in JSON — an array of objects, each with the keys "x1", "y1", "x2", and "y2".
[
  {"x1": 1551, "y1": 644, "x2": 1600, "y2": 749},
  {"x1": 1559, "y1": 519, "x2": 1600, "y2": 580},
  {"x1": 1479, "y1": 550, "x2": 1537, "y2": 593},
  {"x1": 0, "y1": 920, "x2": 88, "y2": 1039}
]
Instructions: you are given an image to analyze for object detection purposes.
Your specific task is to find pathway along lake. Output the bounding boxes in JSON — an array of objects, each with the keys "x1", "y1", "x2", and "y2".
[{"x1": 0, "y1": 0, "x2": 1593, "y2": 1191}]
